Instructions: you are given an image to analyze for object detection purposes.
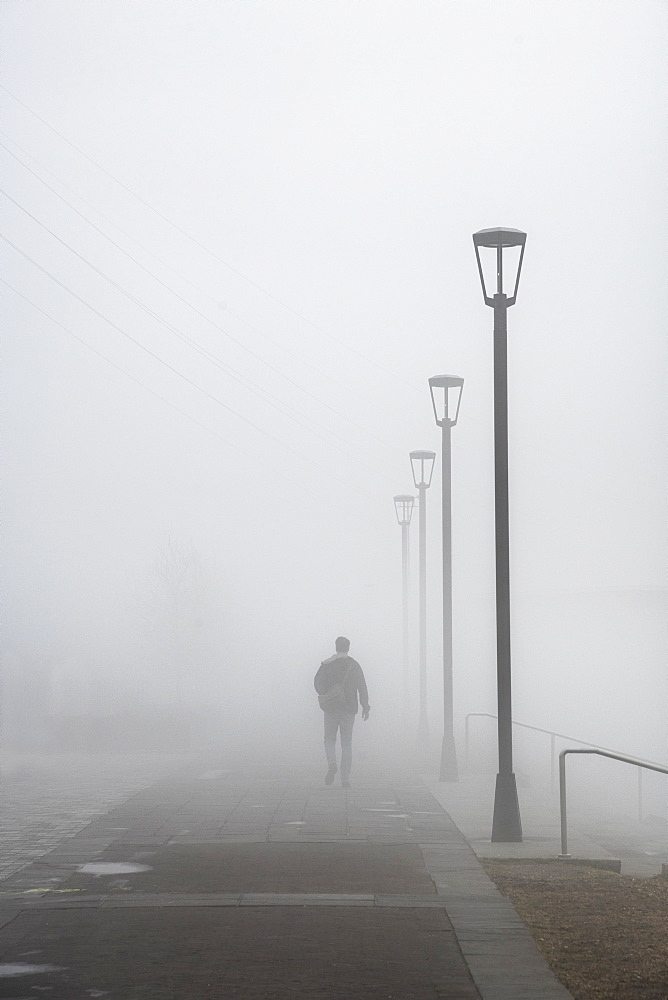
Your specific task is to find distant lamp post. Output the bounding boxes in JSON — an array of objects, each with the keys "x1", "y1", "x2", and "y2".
[
  {"x1": 394, "y1": 494, "x2": 415, "y2": 731},
  {"x1": 428, "y1": 375, "x2": 464, "y2": 783},
  {"x1": 473, "y1": 226, "x2": 526, "y2": 842},
  {"x1": 409, "y1": 450, "x2": 436, "y2": 749}
]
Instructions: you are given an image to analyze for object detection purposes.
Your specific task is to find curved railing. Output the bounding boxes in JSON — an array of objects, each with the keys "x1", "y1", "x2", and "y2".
[
  {"x1": 558, "y1": 749, "x2": 668, "y2": 857},
  {"x1": 465, "y1": 712, "x2": 662, "y2": 818}
]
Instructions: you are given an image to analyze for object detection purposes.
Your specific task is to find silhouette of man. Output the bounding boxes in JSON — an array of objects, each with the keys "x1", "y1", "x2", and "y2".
[{"x1": 314, "y1": 636, "x2": 370, "y2": 788}]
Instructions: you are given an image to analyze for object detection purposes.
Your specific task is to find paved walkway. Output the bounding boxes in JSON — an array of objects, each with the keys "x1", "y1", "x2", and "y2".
[
  {"x1": 426, "y1": 772, "x2": 668, "y2": 876},
  {"x1": 0, "y1": 751, "x2": 573, "y2": 998}
]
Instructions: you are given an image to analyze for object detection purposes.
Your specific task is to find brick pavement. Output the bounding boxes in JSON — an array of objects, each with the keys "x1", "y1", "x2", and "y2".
[
  {"x1": 0, "y1": 751, "x2": 194, "y2": 881},
  {"x1": 0, "y1": 753, "x2": 574, "y2": 998}
]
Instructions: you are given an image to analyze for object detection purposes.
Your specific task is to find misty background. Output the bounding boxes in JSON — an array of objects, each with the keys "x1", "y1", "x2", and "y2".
[{"x1": 1, "y1": 2, "x2": 666, "y2": 818}]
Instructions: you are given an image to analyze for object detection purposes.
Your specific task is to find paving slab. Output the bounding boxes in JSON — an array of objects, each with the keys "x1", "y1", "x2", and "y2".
[
  {"x1": 0, "y1": 909, "x2": 21, "y2": 929},
  {"x1": 59, "y1": 840, "x2": 436, "y2": 895},
  {"x1": 0, "y1": 906, "x2": 482, "y2": 998},
  {"x1": 101, "y1": 892, "x2": 242, "y2": 907}
]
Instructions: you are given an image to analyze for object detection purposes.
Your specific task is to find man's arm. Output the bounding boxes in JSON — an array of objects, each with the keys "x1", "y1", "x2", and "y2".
[{"x1": 356, "y1": 663, "x2": 370, "y2": 720}]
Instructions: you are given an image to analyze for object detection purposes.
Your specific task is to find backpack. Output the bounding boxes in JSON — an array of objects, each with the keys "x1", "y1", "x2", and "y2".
[{"x1": 318, "y1": 661, "x2": 354, "y2": 713}]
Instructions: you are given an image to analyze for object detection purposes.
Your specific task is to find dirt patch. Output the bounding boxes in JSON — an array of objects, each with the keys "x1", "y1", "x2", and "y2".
[{"x1": 481, "y1": 859, "x2": 668, "y2": 1000}]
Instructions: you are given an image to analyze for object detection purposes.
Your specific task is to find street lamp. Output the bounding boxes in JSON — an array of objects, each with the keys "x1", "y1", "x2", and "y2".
[
  {"x1": 409, "y1": 450, "x2": 436, "y2": 750},
  {"x1": 473, "y1": 226, "x2": 526, "y2": 842},
  {"x1": 394, "y1": 494, "x2": 415, "y2": 731},
  {"x1": 428, "y1": 375, "x2": 464, "y2": 782}
]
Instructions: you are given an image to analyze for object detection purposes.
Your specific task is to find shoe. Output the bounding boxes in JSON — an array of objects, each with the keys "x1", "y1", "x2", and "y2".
[
  {"x1": 325, "y1": 764, "x2": 337, "y2": 785},
  {"x1": 341, "y1": 779, "x2": 350, "y2": 789}
]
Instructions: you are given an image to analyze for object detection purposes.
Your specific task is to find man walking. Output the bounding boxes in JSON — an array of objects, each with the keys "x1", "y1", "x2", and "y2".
[{"x1": 314, "y1": 636, "x2": 370, "y2": 788}]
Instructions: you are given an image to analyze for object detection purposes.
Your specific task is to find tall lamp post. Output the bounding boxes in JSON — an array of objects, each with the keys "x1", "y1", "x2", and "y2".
[
  {"x1": 394, "y1": 494, "x2": 415, "y2": 731},
  {"x1": 409, "y1": 450, "x2": 436, "y2": 750},
  {"x1": 473, "y1": 226, "x2": 526, "y2": 842},
  {"x1": 428, "y1": 376, "x2": 464, "y2": 783}
]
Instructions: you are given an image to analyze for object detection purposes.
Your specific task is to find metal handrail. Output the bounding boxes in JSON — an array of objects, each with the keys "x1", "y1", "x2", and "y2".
[
  {"x1": 558, "y1": 748, "x2": 668, "y2": 857},
  {"x1": 464, "y1": 712, "x2": 662, "y2": 798}
]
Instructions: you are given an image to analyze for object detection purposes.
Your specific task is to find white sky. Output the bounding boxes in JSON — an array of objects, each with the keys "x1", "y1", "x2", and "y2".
[{"x1": 1, "y1": 1, "x2": 666, "y2": 756}]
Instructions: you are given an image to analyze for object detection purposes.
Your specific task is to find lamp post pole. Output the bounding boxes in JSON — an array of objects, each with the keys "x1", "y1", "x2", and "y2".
[
  {"x1": 493, "y1": 292, "x2": 513, "y2": 791},
  {"x1": 417, "y1": 479, "x2": 429, "y2": 748},
  {"x1": 428, "y1": 376, "x2": 463, "y2": 783},
  {"x1": 473, "y1": 227, "x2": 526, "y2": 842},
  {"x1": 402, "y1": 515, "x2": 410, "y2": 726},
  {"x1": 441, "y1": 419, "x2": 455, "y2": 779},
  {"x1": 410, "y1": 451, "x2": 436, "y2": 751},
  {"x1": 394, "y1": 495, "x2": 415, "y2": 732}
]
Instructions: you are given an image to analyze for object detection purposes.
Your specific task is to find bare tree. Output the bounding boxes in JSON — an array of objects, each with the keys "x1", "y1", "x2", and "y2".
[{"x1": 138, "y1": 537, "x2": 215, "y2": 708}]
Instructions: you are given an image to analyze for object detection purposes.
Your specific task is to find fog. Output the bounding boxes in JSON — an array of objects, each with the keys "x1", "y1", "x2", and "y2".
[{"x1": 1, "y1": 2, "x2": 666, "y2": 820}]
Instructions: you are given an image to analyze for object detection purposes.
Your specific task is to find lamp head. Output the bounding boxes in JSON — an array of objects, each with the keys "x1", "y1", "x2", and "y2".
[
  {"x1": 428, "y1": 375, "x2": 464, "y2": 428},
  {"x1": 473, "y1": 227, "x2": 526, "y2": 306},
  {"x1": 409, "y1": 450, "x2": 436, "y2": 489},
  {"x1": 393, "y1": 494, "x2": 415, "y2": 526}
]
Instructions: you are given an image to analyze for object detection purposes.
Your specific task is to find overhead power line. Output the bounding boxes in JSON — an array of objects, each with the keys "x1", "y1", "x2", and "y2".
[
  {"x1": 1, "y1": 188, "x2": 399, "y2": 478},
  {"x1": 0, "y1": 84, "x2": 421, "y2": 394},
  {"x1": 1, "y1": 233, "x2": 381, "y2": 501},
  {"x1": 2, "y1": 280, "x2": 343, "y2": 508},
  {"x1": 0, "y1": 135, "x2": 398, "y2": 413},
  {"x1": 0, "y1": 175, "x2": 402, "y2": 465}
]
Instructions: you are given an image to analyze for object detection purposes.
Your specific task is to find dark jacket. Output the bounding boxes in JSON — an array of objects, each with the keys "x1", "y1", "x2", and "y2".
[{"x1": 314, "y1": 654, "x2": 370, "y2": 715}]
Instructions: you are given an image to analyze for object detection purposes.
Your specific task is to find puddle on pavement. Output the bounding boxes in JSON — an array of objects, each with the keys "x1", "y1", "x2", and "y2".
[
  {"x1": 77, "y1": 862, "x2": 152, "y2": 877},
  {"x1": 25, "y1": 888, "x2": 83, "y2": 894},
  {"x1": 0, "y1": 963, "x2": 63, "y2": 977}
]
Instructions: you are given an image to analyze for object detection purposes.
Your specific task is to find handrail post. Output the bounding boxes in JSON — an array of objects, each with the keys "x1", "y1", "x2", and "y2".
[
  {"x1": 558, "y1": 750, "x2": 570, "y2": 858},
  {"x1": 557, "y1": 748, "x2": 667, "y2": 862}
]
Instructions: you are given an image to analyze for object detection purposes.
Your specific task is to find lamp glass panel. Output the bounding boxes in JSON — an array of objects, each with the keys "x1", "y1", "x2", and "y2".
[
  {"x1": 447, "y1": 383, "x2": 463, "y2": 424},
  {"x1": 502, "y1": 244, "x2": 523, "y2": 297},
  {"x1": 430, "y1": 383, "x2": 446, "y2": 423},
  {"x1": 476, "y1": 244, "x2": 499, "y2": 300},
  {"x1": 477, "y1": 243, "x2": 522, "y2": 299}
]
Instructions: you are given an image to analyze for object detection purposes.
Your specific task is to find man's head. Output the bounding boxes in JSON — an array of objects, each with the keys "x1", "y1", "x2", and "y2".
[{"x1": 335, "y1": 636, "x2": 350, "y2": 653}]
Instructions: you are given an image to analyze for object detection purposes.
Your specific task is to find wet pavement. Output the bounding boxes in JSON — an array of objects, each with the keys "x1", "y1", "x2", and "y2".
[
  {"x1": 0, "y1": 752, "x2": 574, "y2": 999},
  {"x1": 0, "y1": 907, "x2": 478, "y2": 999},
  {"x1": 63, "y1": 841, "x2": 437, "y2": 894},
  {"x1": 0, "y1": 751, "x2": 194, "y2": 881}
]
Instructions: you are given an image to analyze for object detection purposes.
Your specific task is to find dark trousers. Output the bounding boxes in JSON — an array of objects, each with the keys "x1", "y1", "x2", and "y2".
[{"x1": 323, "y1": 711, "x2": 355, "y2": 779}]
